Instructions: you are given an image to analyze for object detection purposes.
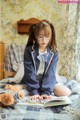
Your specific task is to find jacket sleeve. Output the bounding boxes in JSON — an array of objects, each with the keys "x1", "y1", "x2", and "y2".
[
  {"x1": 23, "y1": 48, "x2": 39, "y2": 95},
  {"x1": 41, "y1": 52, "x2": 59, "y2": 95}
]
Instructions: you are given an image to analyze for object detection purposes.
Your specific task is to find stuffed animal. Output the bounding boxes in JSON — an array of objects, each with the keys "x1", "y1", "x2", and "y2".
[{"x1": 0, "y1": 84, "x2": 25, "y2": 107}]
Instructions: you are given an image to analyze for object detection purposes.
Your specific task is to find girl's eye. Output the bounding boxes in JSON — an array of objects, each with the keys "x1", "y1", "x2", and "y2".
[
  {"x1": 46, "y1": 35, "x2": 50, "y2": 37},
  {"x1": 38, "y1": 36, "x2": 43, "y2": 38},
  {"x1": 38, "y1": 35, "x2": 50, "y2": 39}
]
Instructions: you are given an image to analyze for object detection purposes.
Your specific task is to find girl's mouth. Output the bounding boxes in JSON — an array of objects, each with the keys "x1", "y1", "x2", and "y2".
[{"x1": 42, "y1": 43, "x2": 46, "y2": 45}]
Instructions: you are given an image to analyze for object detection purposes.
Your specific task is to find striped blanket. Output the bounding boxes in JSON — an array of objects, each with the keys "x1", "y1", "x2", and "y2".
[
  {"x1": 4, "y1": 43, "x2": 26, "y2": 72},
  {"x1": 0, "y1": 78, "x2": 80, "y2": 120}
]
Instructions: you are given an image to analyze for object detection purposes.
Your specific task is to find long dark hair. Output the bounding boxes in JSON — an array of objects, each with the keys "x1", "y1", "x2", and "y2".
[{"x1": 27, "y1": 21, "x2": 57, "y2": 52}]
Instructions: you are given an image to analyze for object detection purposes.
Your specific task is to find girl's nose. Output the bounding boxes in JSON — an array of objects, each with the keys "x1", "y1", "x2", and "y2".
[{"x1": 43, "y1": 36, "x2": 46, "y2": 41}]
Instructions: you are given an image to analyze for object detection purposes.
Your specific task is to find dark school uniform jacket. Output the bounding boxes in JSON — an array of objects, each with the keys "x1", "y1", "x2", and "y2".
[{"x1": 21, "y1": 45, "x2": 59, "y2": 95}]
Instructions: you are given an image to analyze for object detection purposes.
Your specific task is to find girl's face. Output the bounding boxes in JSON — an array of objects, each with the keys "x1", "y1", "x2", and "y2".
[{"x1": 36, "y1": 26, "x2": 52, "y2": 49}]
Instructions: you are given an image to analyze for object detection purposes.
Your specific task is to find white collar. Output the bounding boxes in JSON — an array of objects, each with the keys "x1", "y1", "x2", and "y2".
[{"x1": 39, "y1": 49, "x2": 47, "y2": 55}]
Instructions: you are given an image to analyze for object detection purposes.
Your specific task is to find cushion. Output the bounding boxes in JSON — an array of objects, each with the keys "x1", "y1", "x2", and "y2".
[{"x1": 12, "y1": 62, "x2": 24, "y2": 83}]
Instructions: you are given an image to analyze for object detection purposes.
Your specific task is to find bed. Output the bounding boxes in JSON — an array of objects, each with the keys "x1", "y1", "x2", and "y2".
[{"x1": 0, "y1": 43, "x2": 80, "y2": 120}]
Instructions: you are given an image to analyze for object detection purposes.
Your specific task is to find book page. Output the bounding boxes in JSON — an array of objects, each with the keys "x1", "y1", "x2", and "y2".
[
  {"x1": 17, "y1": 96, "x2": 71, "y2": 107},
  {"x1": 41, "y1": 96, "x2": 70, "y2": 104}
]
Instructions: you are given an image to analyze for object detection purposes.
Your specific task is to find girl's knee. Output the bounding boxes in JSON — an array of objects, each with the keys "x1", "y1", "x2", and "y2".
[{"x1": 53, "y1": 84, "x2": 71, "y2": 96}]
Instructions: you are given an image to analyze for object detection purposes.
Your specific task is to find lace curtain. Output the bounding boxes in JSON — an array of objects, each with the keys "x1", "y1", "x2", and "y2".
[
  {"x1": 76, "y1": 5, "x2": 80, "y2": 81},
  {"x1": 67, "y1": 4, "x2": 80, "y2": 80}
]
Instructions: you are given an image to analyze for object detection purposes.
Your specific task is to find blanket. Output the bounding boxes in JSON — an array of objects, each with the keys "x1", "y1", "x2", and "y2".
[
  {"x1": 0, "y1": 77, "x2": 80, "y2": 120},
  {"x1": 4, "y1": 43, "x2": 26, "y2": 72}
]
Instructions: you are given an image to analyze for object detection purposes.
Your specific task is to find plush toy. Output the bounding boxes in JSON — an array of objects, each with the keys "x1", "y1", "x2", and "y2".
[{"x1": 0, "y1": 84, "x2": 25, "y2": 107}]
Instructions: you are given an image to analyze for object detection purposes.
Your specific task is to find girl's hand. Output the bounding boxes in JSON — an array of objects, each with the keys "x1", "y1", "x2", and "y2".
[
  {"x1": 41, "y1": 94, "x2": 52, "y2": 99},
  {"x1": 29, "y1": 95, "x2": 41, "y2": 100}
]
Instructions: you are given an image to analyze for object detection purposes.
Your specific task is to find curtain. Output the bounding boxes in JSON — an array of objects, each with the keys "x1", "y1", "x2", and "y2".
[
  {"x1": 66, "y1": 4, "x2": 80, "y2": 80},
  {"x1": 76, "y1": 5, "x2": 80, "y2": 81}
]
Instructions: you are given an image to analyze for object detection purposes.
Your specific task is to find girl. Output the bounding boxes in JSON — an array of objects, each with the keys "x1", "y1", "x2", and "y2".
[{"x1": 21, "y1": 21, "x2": 71, "y2": 100}]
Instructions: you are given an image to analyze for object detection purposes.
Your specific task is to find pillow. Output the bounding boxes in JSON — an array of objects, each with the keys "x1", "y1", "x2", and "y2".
[
  {"x1": 12, "y1": 62, "x2": 24, "y2": 83},
  {"x1": 56, "y1": 71, "x2": 67, "y2": 85},
  {"x1": 56, "y1": 71, "x2": 61, "y2": 82}
]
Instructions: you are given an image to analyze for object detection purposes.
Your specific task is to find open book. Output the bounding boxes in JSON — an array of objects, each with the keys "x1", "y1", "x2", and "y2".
[{"x1": 16, "y1": 96, "x2": 71, "y2": 108}]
